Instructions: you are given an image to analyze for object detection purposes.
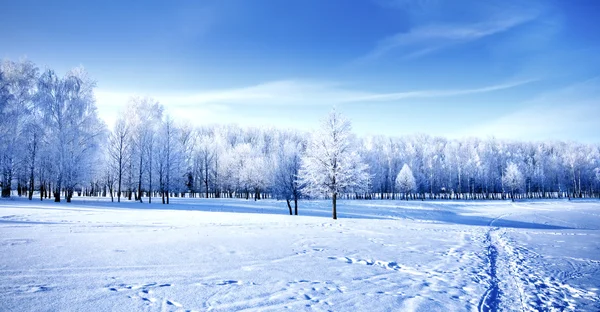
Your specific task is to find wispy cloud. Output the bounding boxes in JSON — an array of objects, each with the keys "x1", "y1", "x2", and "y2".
[
  {"x1": 347, "y1": 79, "x2": 536, "y2": 102},
  {"x1": 96, "y1": 79, "x2": 533, "y2": 108},
  {"x1": 361, "y1": 11, "x2": 538, "y2": 60},
  {"x1": 95, "y1": 78, "x2": 534, "y2": 128}
]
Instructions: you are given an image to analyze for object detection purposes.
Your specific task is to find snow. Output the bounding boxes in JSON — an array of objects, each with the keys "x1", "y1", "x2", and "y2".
[{"x1": 1, "y1": 197, "x2": 599, "y2": 311}]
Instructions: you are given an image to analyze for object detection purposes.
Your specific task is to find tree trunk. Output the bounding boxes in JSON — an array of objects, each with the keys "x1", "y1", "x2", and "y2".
[
  {"x1": 117, "y1": 160, "x2": 122, "y2": 203},
  {"x1": 332, "y1": 192, "x2": 337, "y2": 220},
  {"x1": 286, "y1": 199, "x2": 293, "y2": 215},
  {"x1": 137, "y1": 155, "x2": 143, "y2": 203},
  {"x1": 148, "y1": 169, "x2": 152, "y2": 204},
  {"x1": 28, "y1": 140, "x2": 36, "y2": 200},
  {"x1": 1, "y1": 171, "x2": 11, "y2": 198},
  {"x1": 204, "y1": 159, "x2": 209, "y2": 199},
  {"x1": 294, "y1": 197, "x2": 298, "y2": 215}
]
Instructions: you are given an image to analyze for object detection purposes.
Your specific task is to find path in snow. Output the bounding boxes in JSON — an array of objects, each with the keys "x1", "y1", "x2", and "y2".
[{"x1": 475, "y1": 203, "x2": 600, "y2": 312}]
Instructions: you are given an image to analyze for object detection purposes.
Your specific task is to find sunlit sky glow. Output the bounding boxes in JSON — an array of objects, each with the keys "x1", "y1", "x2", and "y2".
[{"x1": 2, "y1": 0, "x2": 599, "y2": 142}]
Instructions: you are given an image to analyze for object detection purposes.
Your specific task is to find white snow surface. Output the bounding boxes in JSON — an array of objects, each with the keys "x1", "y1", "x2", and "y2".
[{"x1": 1, "y1": 197, "x2": 599, "y2": 311}]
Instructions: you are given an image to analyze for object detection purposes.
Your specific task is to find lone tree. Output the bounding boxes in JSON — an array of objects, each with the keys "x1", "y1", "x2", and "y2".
[
  {"x1": 396, "y1": 163, "x2": 417, "y2": 200},
  {"x1": 299, "y1": 109, "x2": 368, "y2": 219},
  {"x1": 502, "y1": 161, "x2": 524, "y2": 201}
]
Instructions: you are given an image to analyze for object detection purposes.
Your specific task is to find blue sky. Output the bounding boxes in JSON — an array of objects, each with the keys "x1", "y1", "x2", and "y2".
[{"x1": 2, "y1": 0, "x2": 599, "y2": 142}]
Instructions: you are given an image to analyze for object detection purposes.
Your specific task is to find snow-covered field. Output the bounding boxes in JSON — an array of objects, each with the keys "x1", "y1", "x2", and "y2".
[{"x1": 1, "y1": 197, "x2": 599, "y2": 312}]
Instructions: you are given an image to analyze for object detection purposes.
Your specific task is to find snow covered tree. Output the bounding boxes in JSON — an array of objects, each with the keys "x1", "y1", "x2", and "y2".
[
  {"x1": 194, "y1": 133, "x2": 215, "y2": 198},
  {"x1": 100, "y1": 143, "x2": 116, "y2": 202},
  {"x1": 273, "y1": 138, "x2": 304, "y2": 214},
  {"x1": 22, "y1": 118, "x2": 43, "y2": 200},
  {"x1": 502, "y1": 161, "x2": 524, "y2": 201},
  {"x1": 35, "y1": 67, "x2": 105, "y2": 202},
  {"x1": 156, "y1": 115, "x2": 182, "y2": 204},
  {"x1": 299, "y1": 109, "x2": 369, "y2": 219},
  {"x1": 231, "y1": 143, "x2": 253, "y2": 199},
  {"x1": 108, "y1": 117, "x2": 129, "y2": 202},
  {"x1": 595, "y1": 168, "x2": 600, "y2": 196},
  {"x1": 4, "y1": 57, "x2": 600, "y2": 202},
  {"x1": 124, "y1": 97, "x2": 163, "y2": 202},
  {"x1": 178, "y1": 123, "x2": 195, "y2": 195},
  {"x1": 0, "y1": 60, "x2": 38, "y2": 198},
  {"x1": 396, "y1": 163, "x2": 417, "y2": 200}
]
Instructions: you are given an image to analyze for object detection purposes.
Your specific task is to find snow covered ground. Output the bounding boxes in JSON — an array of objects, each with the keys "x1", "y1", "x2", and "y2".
[{"x1": 1, "y1": 197, "x2": 599, "y2": 311}]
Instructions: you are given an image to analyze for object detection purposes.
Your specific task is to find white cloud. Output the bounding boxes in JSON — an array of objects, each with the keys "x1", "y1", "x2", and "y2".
[
  {"x1": 96, "y1": 79, "x2": 533, "y2": 107},
  {"x1": 94, "y1": 78, "x2": 533, "y2": 128},
  {"x1": 361, "y1": 12, "x2": 537, "y2": 60},
  {"x1": 347, "y1": 79, "x2": 536, "y2": 102}
]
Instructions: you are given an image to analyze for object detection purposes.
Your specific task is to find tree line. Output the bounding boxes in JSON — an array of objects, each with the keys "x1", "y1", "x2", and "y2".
[{"x1": 2, "y1": 59, "x2": 600, "y2": 214}]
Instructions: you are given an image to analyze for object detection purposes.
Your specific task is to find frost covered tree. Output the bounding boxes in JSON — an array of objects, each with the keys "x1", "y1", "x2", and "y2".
[
  {"x1": 396, "y1": 163, "x2": 417, "y2": 200},
  {"x1": 178, "y1": 124, "x2": 195, "y2": 196},
  {"x1": 273, "y1": 138, "x2": 304, "y2": 215},
  {"x1": 299, "y1": 109, "x2": 369, "y2": 219},
  {"x1": 0, "y1": 60, "x2": 38, "y2": 198},
  {"x1": 4, "y1": 58, "x2": 600, "y2": 203},
  {"x1": 22, "y1": 118, "x2": 43, "y2": 200},
  {"x1": 595, "y1": 168, "x2": 600, "y2": 196},
  {"x1": 156, "y1": 115, "x2": 182, "y2": 204},
  {"x1": 231, "y1": 143, "x2": 253, "y2": 199},
  {"x1": 108, "y1": 118, "x2": 129, "y2": 202},
  {"x1": 502, "y1": 162, "x2": 524, "y2": 201},
  {"x1": 35, "y1": 67, "x2": 105, "y2": 202},
  {"x1": 194, "y1": 134, "x2": 215, "y2": 198},
  {"x1": 100, "y1": 143, "x2": 116, "y2": 202},
  {"x1": 125, "y1": 97, "x2": 163, "y2": 202}
]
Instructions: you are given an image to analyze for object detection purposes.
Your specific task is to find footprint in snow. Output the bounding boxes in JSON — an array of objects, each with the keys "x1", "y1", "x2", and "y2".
[
  {"x1": 216, "y1": 280, "x2": 242, "y2": 285},
  {"x1": 166, "y1": 300, "x2": 183, "y2": 307},
  {"x1": 106, "y1": 282, "x2": 171, "y2": 292},
  {"x1": 24, "y1": 285, "x2": 52, "y2": 293}
]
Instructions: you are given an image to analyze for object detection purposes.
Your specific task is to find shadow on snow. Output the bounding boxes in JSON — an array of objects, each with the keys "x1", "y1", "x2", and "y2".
[{"x1": 0, "y1": 197, "x2": 577, "y2": 230}]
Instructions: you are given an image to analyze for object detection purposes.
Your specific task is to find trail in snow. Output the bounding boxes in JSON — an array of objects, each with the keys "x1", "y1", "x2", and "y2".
[
  {"x1": 483, "y1": 204, "x2": 600, "y2": 312},
  {"x1": 479, "y1": 229, "x2": 500, "y2": 312}
]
